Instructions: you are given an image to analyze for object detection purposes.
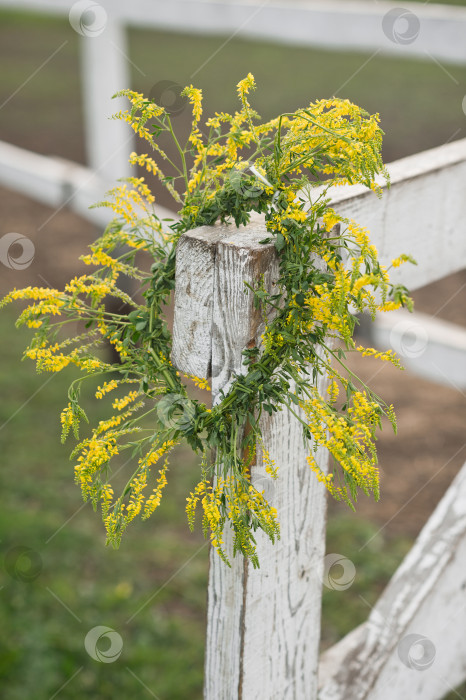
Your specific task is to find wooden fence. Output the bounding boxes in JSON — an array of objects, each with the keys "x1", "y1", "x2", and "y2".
[{"x1": 171, "y1": 136, "x2": 466, "y2": 699}]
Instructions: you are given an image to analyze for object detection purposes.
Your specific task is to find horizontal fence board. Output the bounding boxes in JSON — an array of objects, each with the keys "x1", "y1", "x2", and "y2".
[
  {"x1": 319, "y1": 460, "x2": 466, "y2": 699},
  {"x1": 310, "y1": 137, "x2": 466, "y2": 291},
  {"x1": 365, "y1": 308, "x2": 466, "y2": 391},
  {"x1": 3, "y1": 0, "x2": 466, "y2": 65},
  {"x1": 0, "y1": 140, "x2": 175, "y2": 228}
]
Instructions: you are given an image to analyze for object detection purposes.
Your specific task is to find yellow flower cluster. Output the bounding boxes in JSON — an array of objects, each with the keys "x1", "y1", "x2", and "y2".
[
  {"x1": 236, "y1": 72, "x2": 255, "y2": 100},
  {"x1": 60, "y1": 404, "x2": 75, "y2": 441},
  {"x1": 129, "y1": 153, "x2": 180, "y2": 204},
  {"x1": 300, "y1": 387, "x2": 381, "y2": 505},
  {"x1": 182, "y1": 373, "x2": 211, "y2": 391},
  {"x1": 65, "y1": 275, "x2": 115, "y2": 301},
  {"x1": 95, "y1": 380, "x2": 119, "y2": 399},
  {"x1": 103, "y1": 440, "x2": 178, "y2": 543},
  {"x1": 322, "y1": 209, "x2": 341, "y2": 232},
  {"x1": 258, "y1": 435, "x2": 278, "y2": 478},
  {"x1": 112, "y1": 390, "x2": 140, "y2": 411},
  {"x1": 183, "y1": 85, "x2": 203, "y2": 123},
  {"x1": 356, "y1": 346, "x2": 403, "y2": 368},
  {"x1": 391, "y1": 254, "x2": 415, "y2": 268},
  {"x1": 96, "y1": 401, "x2": 144, "y2": 435},
  {"x1": 75, "y1": 435, "x2": 120, "y2": 500},
  {"x1": 0, "y1": 286, "x2": 62, "y2": 305},
  {"x1": 378, "y1": 300, "x2": 402, "y2": 312},
  {"x1": 142, "y1": 457, "x2": 170, "y2": 519},
  {"x1": 186, "y1": 470, "x2": 280, "y2": 567},
  {"x1": 327, "y1": 379, "x2": 340, "y2": 404}
]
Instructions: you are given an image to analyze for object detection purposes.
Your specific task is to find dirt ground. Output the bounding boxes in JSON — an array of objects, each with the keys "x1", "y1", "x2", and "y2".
[{"x1": 1, "y1": 184, "x2": 466, "y2": 542}]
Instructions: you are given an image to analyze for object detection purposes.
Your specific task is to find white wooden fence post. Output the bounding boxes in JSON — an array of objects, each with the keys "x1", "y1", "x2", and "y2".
[
  {"x1": 172, "y1": 222, "x2": 330, "y2": 700},
  {"x1": 80, "y1": 18, "x2": 133, "y2": 180}
]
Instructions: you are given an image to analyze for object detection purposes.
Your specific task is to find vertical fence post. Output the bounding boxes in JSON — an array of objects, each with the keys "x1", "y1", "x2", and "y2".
[
  {"x1": 172, "y1": 222, "x2": 330, "y2": 700},
  {"x1": 80, "y1": 19, "x2": 133, "y2": 181}
]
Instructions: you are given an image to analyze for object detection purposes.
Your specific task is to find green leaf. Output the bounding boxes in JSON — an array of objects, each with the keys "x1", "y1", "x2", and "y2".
[
  {"x1": 295, "y1": 293, "x2": 305, "y2": 306},
  {"x1": 275, "y1": 233, "x2": 286, "y2": 251}
]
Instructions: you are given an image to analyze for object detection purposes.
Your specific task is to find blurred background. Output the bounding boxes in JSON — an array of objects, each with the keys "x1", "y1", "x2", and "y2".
[{"x1": 1, "y1": 1, "x2": 466, "y2": 698}]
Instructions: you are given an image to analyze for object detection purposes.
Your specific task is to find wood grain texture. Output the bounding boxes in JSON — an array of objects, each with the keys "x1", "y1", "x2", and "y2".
[
  {"x1": 172, "y1": 223, "x2": 273, "y2": 379},
  {"x1": 318, "y1": 460, "x2": 466, "y2": 700},
  {"x1": 211, "y1": 226, "x2": 279, "y2": 399},
  {"x1": 202, "y1": 227, "x2": 330, "y2": 700},
  {"x1": 171, "y1": 226, "x2": 219, "y2": 378}
]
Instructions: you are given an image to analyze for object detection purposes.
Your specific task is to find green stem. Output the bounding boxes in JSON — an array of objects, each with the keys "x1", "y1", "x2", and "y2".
[
  {"x1": 167, "y1": 116, "x2": 189, "y2": 191},
  {"x1": 147, "y1": 346, "x2": 179, "y2": 393}
]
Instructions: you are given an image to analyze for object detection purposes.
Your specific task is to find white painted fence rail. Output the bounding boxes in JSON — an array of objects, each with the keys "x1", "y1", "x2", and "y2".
[
  {"x1": 3, "y1": 0, "x2": 466, "y2": 65},
  {"x1": 0, "y1": 140, "x2": 176, "y2": 228},
  {"x1": 170, "y1": 137, "x2": 466, "y2": 699},
  {"x1": 366, "y1": 309, "x2": 466, "y2": 392}
]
